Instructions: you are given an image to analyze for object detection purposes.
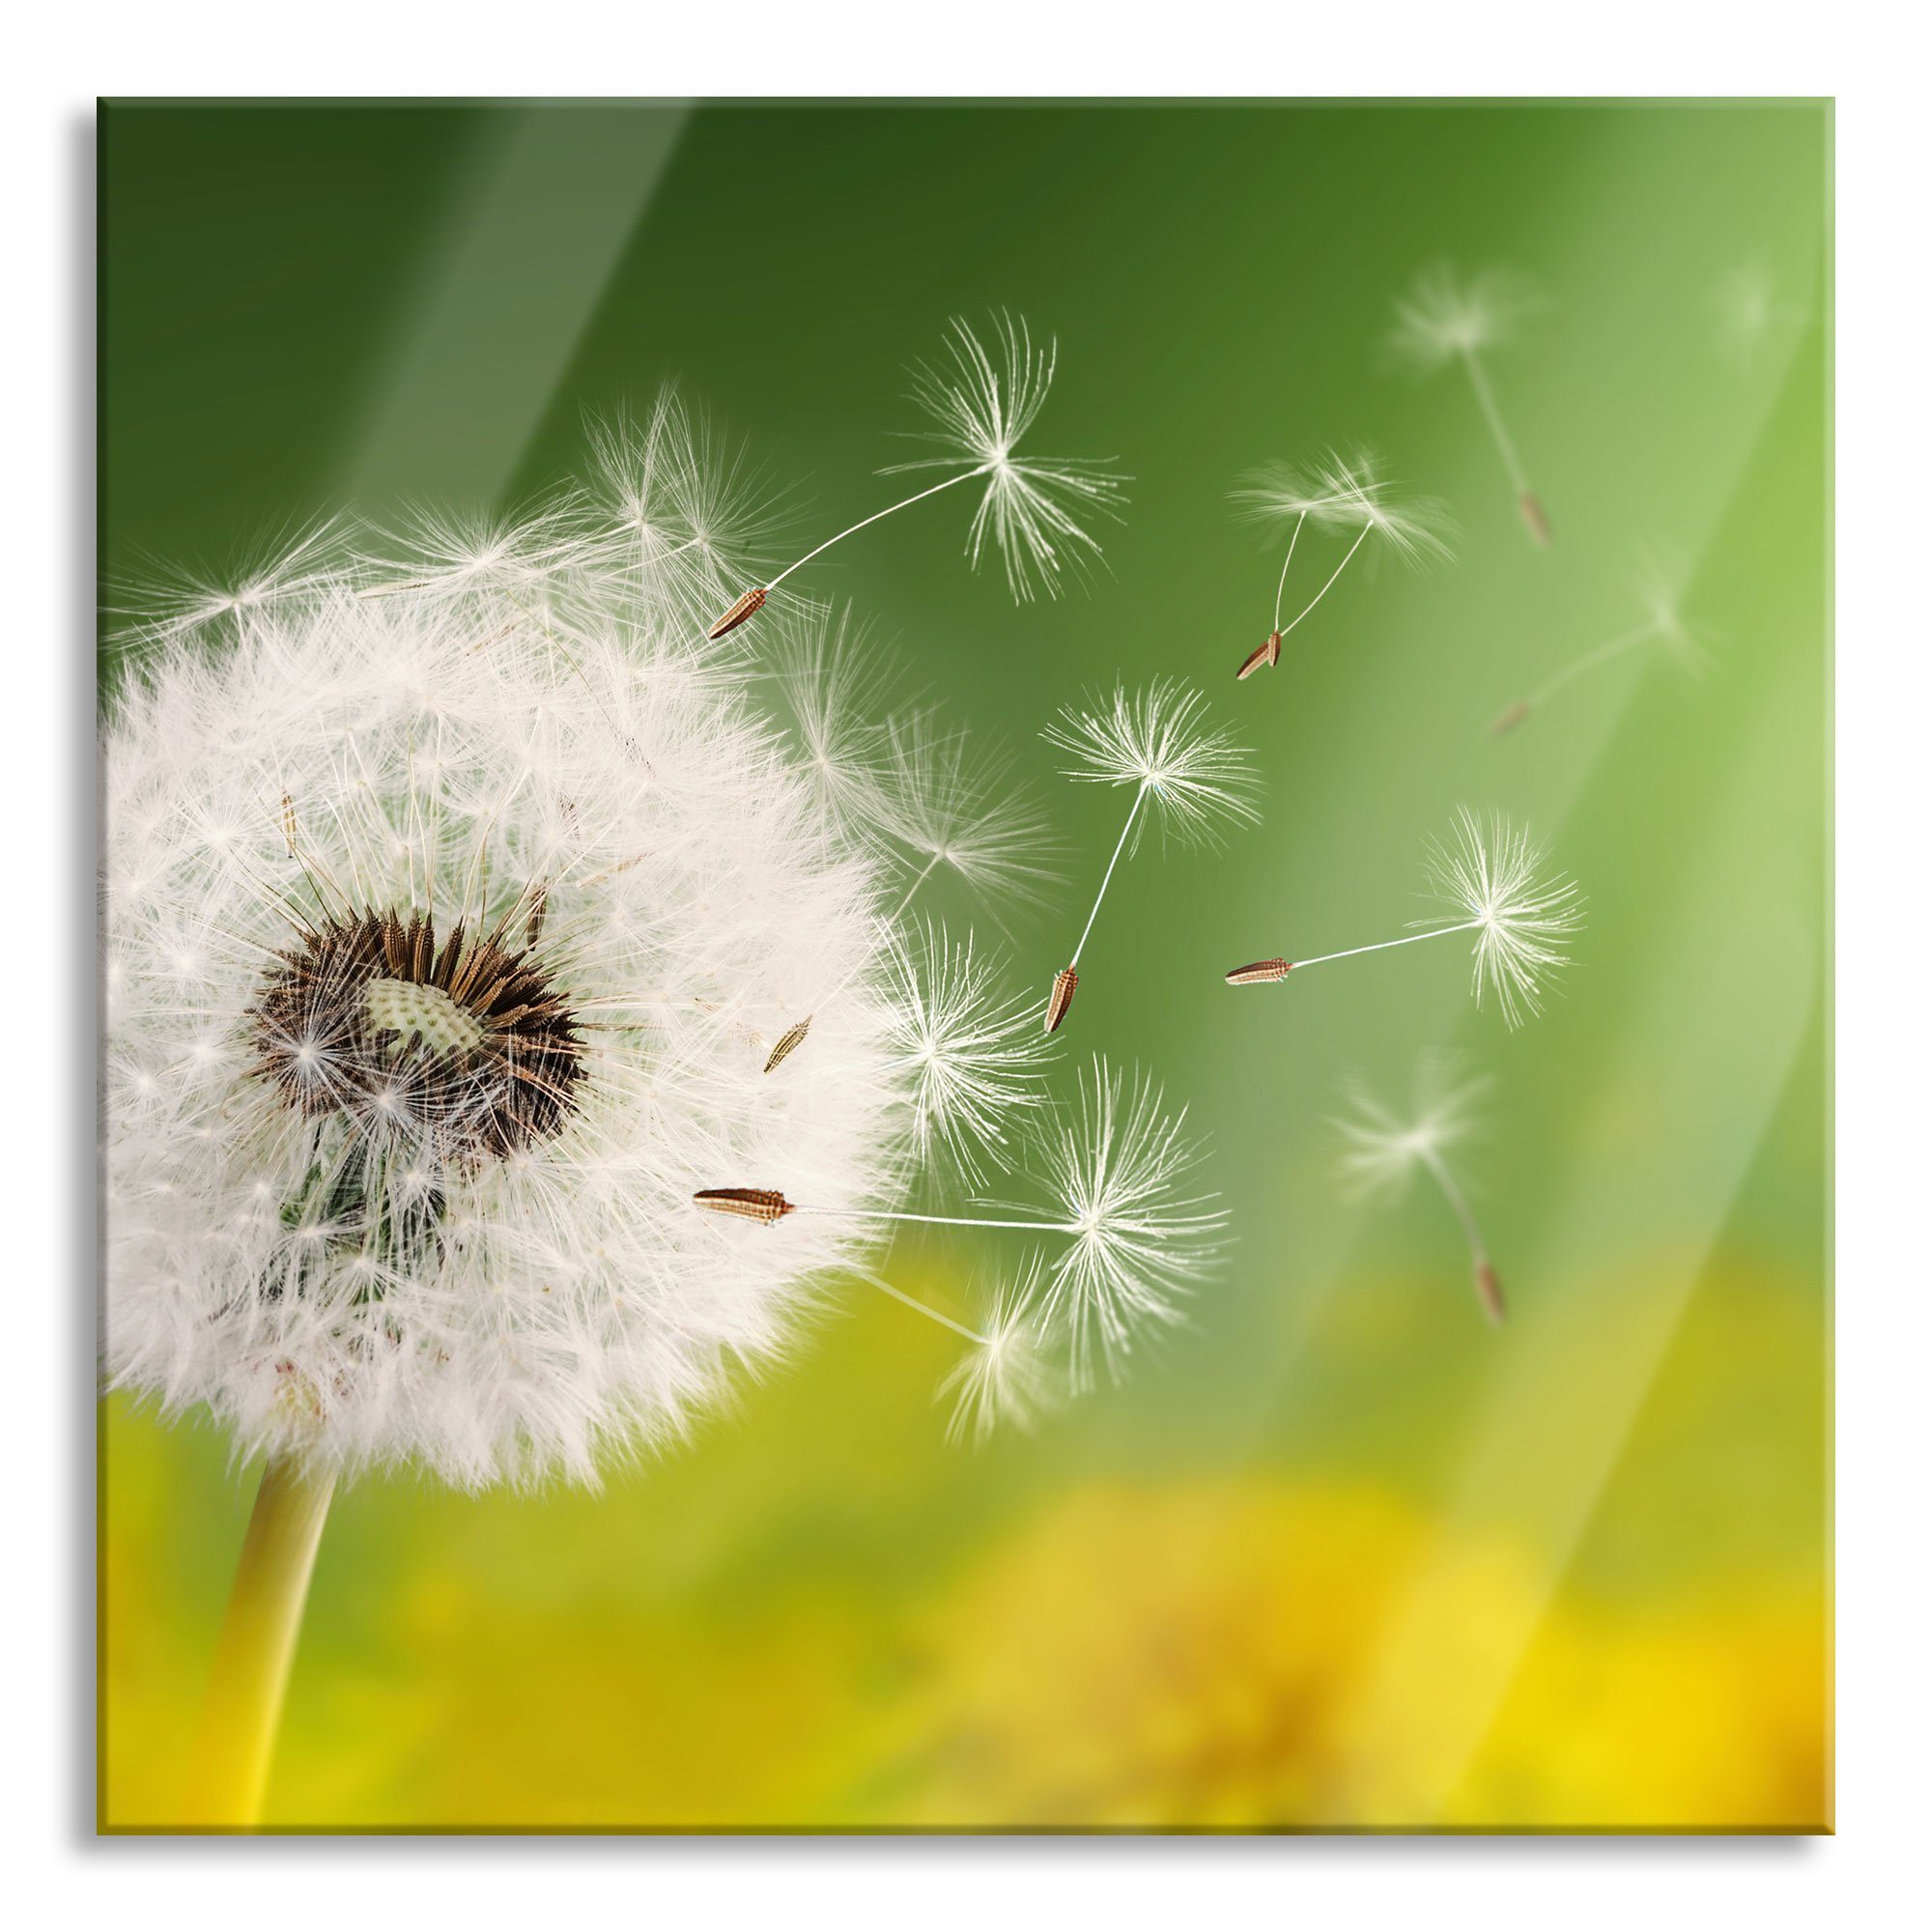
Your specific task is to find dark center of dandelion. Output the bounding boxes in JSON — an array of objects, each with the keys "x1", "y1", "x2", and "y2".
[{"x1": 248, "y1": 904, "x2": 585, "y2": 1161}]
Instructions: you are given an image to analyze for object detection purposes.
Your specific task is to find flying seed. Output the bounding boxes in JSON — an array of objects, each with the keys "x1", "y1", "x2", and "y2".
[
  {"x1": 280, "y1": 793, "x2": 298, "y2": 857},
  {"x1": 1475, "y1": 1261, "x2": 1507, "y2": 1325},
  {"x1": 1519, "y1": 493, "x2": 1551, "y2": 548},
  {"x1": 693, "y1": 1187, "x2": 795, "y2": 1225},
  {"x1": 1225, "y1": 957, "x2": 1292, "y2": 985},
  {"x1": 707, "y1": 585, "x2": 768, "y2": 639},
  {"x1": 1044, "y1": 967, "x2": 1078, "y2": 1034},
  {"x1": 1236, "y1": 631, "x2": 1283, "y2": 682},
  {"x1": 763, "y1": 1016, "x2": 812, "y2": 1073},
  {"x1": 1488, "y1": 699, "x2": 1533, "y2": 739}
]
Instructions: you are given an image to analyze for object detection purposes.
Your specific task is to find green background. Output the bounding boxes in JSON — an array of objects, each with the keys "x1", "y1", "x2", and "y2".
[{"x1": 99, "y1": 100, "x2": 1831, "y2": 1829}]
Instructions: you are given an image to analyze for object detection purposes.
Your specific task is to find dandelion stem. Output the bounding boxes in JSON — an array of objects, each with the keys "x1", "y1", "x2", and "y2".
[
  {"x1": 1272, "y1": 510, "x2": 1308, "y2": 632},
  {"x1": 1277, "y1": 522, "x2": 1372, "y2": 639},
  {"x1": 1420, "y1": 1147, "x2": 1487, "y2": 1263},
  {"x1": 858, "y1": 1270, "x2": 987, "y2": 1346},
  {"x1": 1526, "y1": 621, "x2": 1660, "y2": 709},
  {"x1": 1292, "y1": 918, "x2": 1483, "y2": 971},
  {"x1": 183, "y1": 1453, "x2": 335, "y2": 1828},
  {"x1": 1069, "y1": 784, "x2": 1148, "y2": 969},
  {"x1": 1459, "y1": 345, "x2": 1529, "y2": 496},
  {"x1": 885, "y1": 850, "x2": 946, "y2": 926},
  {"x1": 794, "y1": 1204, "x2": 1074, "y2": 1236},
  {"x1": 796, "y1": 850, "x2": 946, "y2": 1029},
  {"x1": 767, "y1": 468, "x2": 986, "y2": 593}
]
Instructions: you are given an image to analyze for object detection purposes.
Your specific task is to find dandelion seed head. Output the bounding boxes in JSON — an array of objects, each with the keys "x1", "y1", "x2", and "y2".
[
  {"x1": 1334, "y1": 1052, "x2": 1491, "y2": 1204},
  {"x1": 1634, "y1": 548, "x2": 1714, "y2": 678},
  {"x1": 1302, "y1": 447, "x2": 1458, "y2": 567},
  {"x1": 1029, "y1": 1058, "x2": 1229, "y2": 1391},
  {"x1": 1388, "y1": 265, "x2": 1542, "y2": 371},
  {"x1": 1229, "y1": 458, "x2": 1357, "y2": 529},
  {"x1": 938, "y1": 1252, "x2": 1063, "y2": 1447},
  {"x1": 884, "y1": 312, "x2": 1127, "y2": 602},
  {"x1": 1417, "y1": 808, "x2": 1584, "y2": 1028},
  {"x1": 765, "y1": 600, "x2": 902, "y2": 839},
  {"x1": 1234, "y1": 447, "x2": 1453, "y2": 564},
  {"x1": 582, "y1": 389, "x2": 793, "y2": 639},
  {"x1": 108, "y1": 516, "x2": 361, "y2": 656},
  {"x1": 882, "y1": 920, "x2": 1055, "y2": 1189},
  {"x1": 868, "y1": 712, "x2": 1063, "y2": 912},
  {"x1": 104, "y1": 533, "x2": 916, "y2": 1491},
  {"x1": 1044, "y1": 680, "x2": 1261, "y2": 850}
]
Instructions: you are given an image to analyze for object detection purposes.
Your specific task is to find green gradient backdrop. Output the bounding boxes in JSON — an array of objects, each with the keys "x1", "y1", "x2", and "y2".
[{"x1": 99, "y1": 100, "x2": 1831, "y2": 1830}]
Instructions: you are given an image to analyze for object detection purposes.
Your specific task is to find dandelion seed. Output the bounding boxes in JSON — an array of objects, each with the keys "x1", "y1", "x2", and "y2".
[
  {"x1": 583, "y1": 388, "x2": 792, "y2": 638},
  {"x1": 1044, "y1": 966, "x2": 1079, "y2": 1036},
  {"x1": 1335, "y1": 1054, "x2": 1505, "y2": 1323},
  {"x1": 868, "y1": 711, "x2": 1064, "y2": 915},
  {"x1": 1223, "y1": 957, "x2": 1291, "y2": 986},
  {"x1": 1489, "y1": 549, "x2": 1711, "y2": 737},
  {"x1": 1236, "y1": 633, "x2": 1283, "y2": 682},
  {"x1": 692, "y1": 1187, "x2": 797, "y2": 1225},
  {"x1": 765, "y1": 601, "x2": 904, "y2": 840},
  {"x1": 845, "y1": 1251, "x2": 1062, "y2": 1446},
  {"x1": 707, "y1": 586, "x2": 767, "y2": 639},
  {"x1": 759, "y1": 705, "x2": 1060, "y2": 1074},
  {"x1": 1229, "y1": 448, "x2": 1454, "y2": 681},
  {"x1": 701, "y1": 312, "x2": 1125, "y2": 638},
  {"x1": 936, "y1": 1254, "x2": 1062, "y2": 1445},
  {"x1": 1388, "y1": 265, "x2": 1549, "y2": 546},
  {"x1": 357, "y1": 496, "x2": 606, "y2": 628},
  {"x1": 881, "y1": 920, "x2": 1055, "y2": 1188},
  {"x1": 1226, "y1": 808, "x2": 1581, "y2": 1029},
  {"x1": 1041, "y1": 682, "x2": 1259, "y2": 1030},
  {"x1": 710, "y1": 1053, "x2": 1226, "y2": 1393},
  {"x1": 109, "y1": 516, "x2": 361, "y2": 654},
  {"x1": 761, "y1": 1019, "x2": 813, "y2": 1074}
]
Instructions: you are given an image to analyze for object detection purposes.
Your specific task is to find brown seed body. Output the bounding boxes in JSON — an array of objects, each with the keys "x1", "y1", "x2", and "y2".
[
  {"x1": 706, "y1": 585, "x2": 769, "y2": 640},
  {"x1": 763, "y1": 1016, "x2": 813, "y2": 1074},
  {"x1": 248, "y1": 902, "x2": 585, "y2": 1162},
  {"x1": 1488, "y1": 699, "x2": 1534, "y2": 739},
  {"x1": 1044, "y1": 966, "x2": 1078, "y2": 1035},
  {"x1": 693, "y1": 1187, "x2": 795, "y2": 1226},
  {"x1": 1475, "y1": 1261, "x2": 1507, "y2": 1325},
  {"x1": 1224, "y1": 957, "x2": 1293, "y2": 985},
  {"x1": 1236, "y1": 631, "x2": 1284, "y2": 682},
  {"x1": 1518, "y1": 493, "x2": 1551, "y2": 548}
]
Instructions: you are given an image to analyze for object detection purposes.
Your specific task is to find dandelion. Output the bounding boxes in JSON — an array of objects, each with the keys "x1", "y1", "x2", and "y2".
[
  {"x1": 1489, "y1": 552, "x2": 1710, "y2": 737},
  {"x1": 1225, "y1": 808, "x2": 1582, "y2": 1028},
  {"x1": 1039, "y1": 682, "x2": 1260, "y2": 1031},
  {"x1": 105, "y1": 569, "x2": 933, "y2": 1813},
  {"x1": 1335, "y1": 1055, "x2": 1505, "y2": 1323},
  {"x1": 1230, "y1": 449, "x2": 1455, "y2": 681},
  {"x1": 697, "y1": 1055, "x2": 1228, "y2": 1392},
  {"x1": 1388, "y1": 265, "x2": 1550, "y2": 546},
  {"x1": 703, "y1": 312, "x2": 1126, "y2": 638}
]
